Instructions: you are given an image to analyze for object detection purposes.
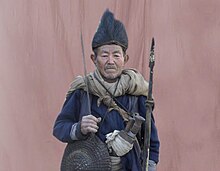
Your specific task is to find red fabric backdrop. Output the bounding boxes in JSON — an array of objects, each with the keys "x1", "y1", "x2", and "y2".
[{"x1": 0, "y1": 0, "x2": 220, "y2": 170}]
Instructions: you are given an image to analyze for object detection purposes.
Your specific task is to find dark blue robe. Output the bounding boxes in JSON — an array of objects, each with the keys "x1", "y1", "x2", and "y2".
[{"x1": 53, "y1": 89, "x2": 160, "y2": 171}]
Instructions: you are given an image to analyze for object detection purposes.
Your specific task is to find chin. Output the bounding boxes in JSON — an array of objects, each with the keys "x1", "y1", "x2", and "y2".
[{"x1": 103, "y1": 74, "x2": 120, "y2": 82}]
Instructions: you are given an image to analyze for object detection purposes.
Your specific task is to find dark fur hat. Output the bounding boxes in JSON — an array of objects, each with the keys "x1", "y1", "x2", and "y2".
[{"x1": 92, "y1": 9, "x2": 128, "y2": 52}]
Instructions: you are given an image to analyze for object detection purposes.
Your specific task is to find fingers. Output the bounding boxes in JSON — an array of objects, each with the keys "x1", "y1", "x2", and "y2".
[{"x1": 81, "y1": 115, "x2": 101, "y2": 135}]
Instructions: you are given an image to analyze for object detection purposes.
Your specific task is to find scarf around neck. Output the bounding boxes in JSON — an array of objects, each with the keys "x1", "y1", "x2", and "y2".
[
  {"x1": 67, "y1": 68, "x2": 149, "y2": 99},
  {"x1": 66, "y1": 69, "x2": 149, "y2": 121}
]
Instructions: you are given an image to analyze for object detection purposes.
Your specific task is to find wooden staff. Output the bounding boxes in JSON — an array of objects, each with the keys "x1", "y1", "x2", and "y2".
[{"x1": 142, "y1": 38, "x2": 155, "y2": 171}]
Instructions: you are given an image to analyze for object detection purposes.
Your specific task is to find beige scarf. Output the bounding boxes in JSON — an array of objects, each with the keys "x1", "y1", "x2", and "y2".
[{"x1": 66, "y1": 69, "x2": 149, "y2": 120}]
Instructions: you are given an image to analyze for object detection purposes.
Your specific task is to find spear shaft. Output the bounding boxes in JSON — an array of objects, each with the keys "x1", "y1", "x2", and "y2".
[
  {"x1": 80, "y1": 31, "x2": 91, "y2": 114},
  {"x1": 142, "y1": 38, "x2": 155, "y2": 171}
]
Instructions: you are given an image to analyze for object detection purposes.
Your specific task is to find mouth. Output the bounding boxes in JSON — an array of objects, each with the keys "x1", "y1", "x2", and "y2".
[
  {"x1": 105, "y1": 68, "x2": 117, "y2": 73},
  {"x1": 105, "y1": 66, "x2": 117, "y2": 70}
]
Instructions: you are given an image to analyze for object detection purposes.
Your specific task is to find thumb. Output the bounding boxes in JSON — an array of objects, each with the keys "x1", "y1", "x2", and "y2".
[{"x1": 97, "y1": 117, "x2": 102, "y2": 123}]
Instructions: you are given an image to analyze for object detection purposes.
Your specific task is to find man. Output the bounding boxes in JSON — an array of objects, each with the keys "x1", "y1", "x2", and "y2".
[{"x1": 53, "y1": 9, "x2": 160, "y2": 171}]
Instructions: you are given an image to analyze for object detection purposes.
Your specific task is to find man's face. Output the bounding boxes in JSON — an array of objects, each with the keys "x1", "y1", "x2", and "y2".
[{"x1": 91, "y1": 44, "x2": 129, "y2": 83}]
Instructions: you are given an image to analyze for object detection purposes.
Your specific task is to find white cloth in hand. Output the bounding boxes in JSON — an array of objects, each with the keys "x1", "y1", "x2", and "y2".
[{"x1": 106, "y1": 130, "x2": 133, "y2": 156}]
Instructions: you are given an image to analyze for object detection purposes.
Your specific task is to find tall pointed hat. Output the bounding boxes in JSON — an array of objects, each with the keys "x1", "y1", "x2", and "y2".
[{"x1": 92, "y1": 9, "x2": 128, "y2": 52}]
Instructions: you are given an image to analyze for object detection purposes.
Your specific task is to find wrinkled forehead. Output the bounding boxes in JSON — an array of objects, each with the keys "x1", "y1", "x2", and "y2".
[{"x1": 97, "y1": 44, "x2": 123, "y2": 54}]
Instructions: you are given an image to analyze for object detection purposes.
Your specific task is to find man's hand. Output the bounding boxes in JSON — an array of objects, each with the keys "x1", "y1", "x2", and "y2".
[{"x1": 81, "y1": 115, "x2": 101, "y2": 135}]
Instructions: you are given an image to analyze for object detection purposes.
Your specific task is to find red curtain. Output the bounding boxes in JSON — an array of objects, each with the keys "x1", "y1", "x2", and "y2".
[{"x1": 0, "y1": 0, "x2": 220, "y2": 170}]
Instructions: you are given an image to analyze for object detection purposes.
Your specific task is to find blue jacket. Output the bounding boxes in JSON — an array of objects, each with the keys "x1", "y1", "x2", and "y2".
[{"x1": 53, "y1": 89, "x2": 160, "y2": 170}]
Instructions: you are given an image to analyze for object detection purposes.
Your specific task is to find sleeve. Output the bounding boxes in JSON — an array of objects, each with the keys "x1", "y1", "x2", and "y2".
[
  {"x1": 149, "y1": 114, "x2": 160, "y2": 163},
  {"x1": 52, "y1": 90, "x2": 81, "y2": 143},
  {"x1": 138, "y1": 96, "x2": 160, "y2": 164}
]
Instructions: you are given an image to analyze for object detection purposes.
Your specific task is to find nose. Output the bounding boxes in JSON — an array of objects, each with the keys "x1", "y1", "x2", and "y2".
[{"x1": 107, "y1": 55, "x2": 115, "y2": 64}]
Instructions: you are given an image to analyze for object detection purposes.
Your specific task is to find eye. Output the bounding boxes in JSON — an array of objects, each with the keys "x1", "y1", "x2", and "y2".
[
  {"x1": 101, "y1": 54, "x2": 108, "y2": 58},
  {"x1": 114, "y1": 54, "x2": 121, "y2": 58}
]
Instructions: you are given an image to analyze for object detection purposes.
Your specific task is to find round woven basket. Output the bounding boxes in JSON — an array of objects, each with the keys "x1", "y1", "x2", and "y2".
[{"x1": 61, "y1": 134, "x2": 111, "y2": 171}]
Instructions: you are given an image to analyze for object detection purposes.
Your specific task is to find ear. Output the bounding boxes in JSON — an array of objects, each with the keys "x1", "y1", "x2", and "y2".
[
  {"x1": 124, "y1": 54, "x2": 129, "y2": 64},
  {"x1": 90, "y1": 54, "x2": 96, "y2": 64}
]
